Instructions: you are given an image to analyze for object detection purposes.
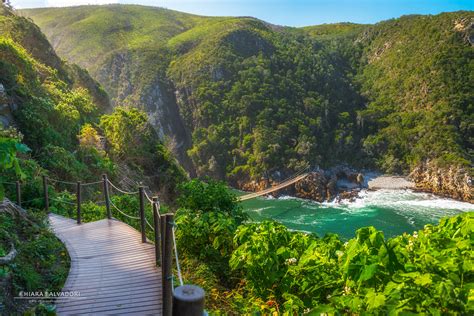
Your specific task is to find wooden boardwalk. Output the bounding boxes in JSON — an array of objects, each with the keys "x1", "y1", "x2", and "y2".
[{"x1": 49, "y1": 214, "x2": 162, "y2": 315}]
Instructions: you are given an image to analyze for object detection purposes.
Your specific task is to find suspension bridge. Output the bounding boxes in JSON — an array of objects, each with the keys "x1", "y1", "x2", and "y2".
[{"x1": 237, "y1": 168, "x2": 311, "y2": 201}]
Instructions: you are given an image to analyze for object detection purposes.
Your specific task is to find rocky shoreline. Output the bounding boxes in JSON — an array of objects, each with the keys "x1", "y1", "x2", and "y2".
[
  {"x1": 410, "y1": 161, "x2": 473, "y2": 203},
  {"x1": 236, "y1": 166, "x2": 366, "y2": 203},
  {"x1": 235, "y1": 163, "x2": 473, "y2": 204}
]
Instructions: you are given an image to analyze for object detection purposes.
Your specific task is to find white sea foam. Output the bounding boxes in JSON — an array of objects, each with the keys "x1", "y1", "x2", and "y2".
[
  {"x1": 252, "y1": 188, "x2": 473, "y2": 215},
  {"x1": 344, "y1": 189, "x2": 474, "y2": 212}
]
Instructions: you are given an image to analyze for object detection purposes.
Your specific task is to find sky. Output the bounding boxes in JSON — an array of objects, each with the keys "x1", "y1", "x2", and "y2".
[{"x1": 9, "y1": 0, "x2": 474, "y2": 27}]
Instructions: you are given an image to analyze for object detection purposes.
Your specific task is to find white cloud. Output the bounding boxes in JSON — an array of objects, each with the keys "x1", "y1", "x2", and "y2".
[{"x1": 46, "y1": 0, "x2": 119, "y2": 7}]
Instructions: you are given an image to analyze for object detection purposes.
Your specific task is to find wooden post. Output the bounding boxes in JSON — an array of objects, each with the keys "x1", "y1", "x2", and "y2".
[
  {"x1": 42, "y1": 175, "x2": 49, "y2": 212},
  {"x1": 162, "y1": 213, "x2": 174, "y2": 316},
  {"x1": 76, "y1": 181, "x2": 82, "y2": 224},
  {"x1": 139, "y1": 186, "x2": 146, "y2": 243},
  {"x1": 15, "y1": 181, "x2": 21, "y2": 207},
  {"x1": 173, "y1": 285, "x2": 205, "y2": 316},
  {"x1": 152, "y1": 197, "x2": 161, "y2": 266},
  {"x1": 160, "y1": 210, "x2": 166, "y2": 266},
  {"x1": 103, "y1": 174, "x2": 111, "y2": 219}
]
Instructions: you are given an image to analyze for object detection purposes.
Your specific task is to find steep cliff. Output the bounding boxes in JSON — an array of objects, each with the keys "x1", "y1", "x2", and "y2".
[{"x1": 410, "y1": 161, "x2": 473, "y2": 203}]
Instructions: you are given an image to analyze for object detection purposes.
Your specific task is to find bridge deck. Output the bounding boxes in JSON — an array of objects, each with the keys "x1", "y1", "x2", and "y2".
[
  {"x1": 49, "y1": 214, "x2": 162, "y2": 315},
  {"x1": 238, "y1": 173, "x2": 309, "y2": 201}
]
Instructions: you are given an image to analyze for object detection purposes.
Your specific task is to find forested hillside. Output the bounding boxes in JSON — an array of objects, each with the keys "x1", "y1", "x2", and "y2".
[
  {"x1": 22, "y1": 5, "x2": 473, "y2": 199},
  {"x1": 0, "y1": 5, "x2": 186, "y2": 202}
]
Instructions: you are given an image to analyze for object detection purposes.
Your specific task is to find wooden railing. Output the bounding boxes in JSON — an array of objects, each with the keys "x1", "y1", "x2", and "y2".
[{"x1": 1, "y1": 174, "x2": 205, "y2": 316}]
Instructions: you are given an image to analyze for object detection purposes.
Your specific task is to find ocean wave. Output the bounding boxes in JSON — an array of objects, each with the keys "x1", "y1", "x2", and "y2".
[{"x1": 345, "y1": 189, "x2": 474, "y2": 212}]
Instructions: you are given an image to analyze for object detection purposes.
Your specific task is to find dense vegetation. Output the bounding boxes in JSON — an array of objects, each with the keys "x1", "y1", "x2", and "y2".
[
  {"x1": 0, "y1": 6, "x2": 186, "y2": 313},
  {"x1": 23, "y1": 6, "x2": 473, "y2": 184},
  {"x1": 354, "y1": 14, "x2": 474, "y2": 173},
  {"x1": 174, "y1": 179, "x2": 473, "y2": 314},
  {"x1": 0, "y1": 204, "x2": 69, "y2": 315},
  {"x1": 0, "y1": 5, "x2": 186, "y2": 203},
  {"x1": 2, "y1": 4, "x2": 472, "y2": 314}
]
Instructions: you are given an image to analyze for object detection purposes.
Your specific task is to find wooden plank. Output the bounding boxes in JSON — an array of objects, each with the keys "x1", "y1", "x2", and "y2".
[{"x1": 49, "y1": 214, "x2": 162, "y2": 315}]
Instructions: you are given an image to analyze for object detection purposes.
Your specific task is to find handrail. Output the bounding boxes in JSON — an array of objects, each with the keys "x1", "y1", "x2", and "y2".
[
  {"x1": 107, "y1": 180, "x2": 139, "y2": 195},
  {"x1": 81, "y1": 180, "x2": 103, "y2": 186},
  {"x1": 20, "y1": 197, "x2": 43, "y2": 204},
  {"x1": 143, "y1": 190, "x2": 154, "y2": 204},
  {"x1": 0, "y1": 181, "x2": 16, "y2": 185},
  {"x1": 109, "y1": 199, "x2": 140, "y2": 220},
  {"x1": 145, "y1": 217, "x2": 154, "y2": 231},
  {"x1": 48, "y1": 178, "x2": 77, "y2": 186},
  {"x1": 50, "y1": 197, "x2": 76, "y2": 205},
  {"x1": 172, "y1": 225, "x2": 184, "y2": 287}
]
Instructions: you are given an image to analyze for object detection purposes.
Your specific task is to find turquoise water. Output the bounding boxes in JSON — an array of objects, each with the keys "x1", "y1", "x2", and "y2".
[{"x1": 238, "y1": 189, "x2": 474, "y2": 239}]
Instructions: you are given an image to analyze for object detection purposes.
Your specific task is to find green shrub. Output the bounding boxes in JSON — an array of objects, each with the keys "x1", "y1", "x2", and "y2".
[
  {"x1": 175, "y1": 209, "x2": 238, "y2": 283},
  {"x1": 177, "y1": 179, "x2": 246, "y2": 223}
]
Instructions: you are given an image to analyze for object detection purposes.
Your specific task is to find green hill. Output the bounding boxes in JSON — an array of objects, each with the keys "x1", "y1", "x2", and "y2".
[
  {"x1": 21, "y1": 5, "x2": 473, "y2": 199},
  {"x1": 0, "y1": 5, "x2": 186, "y2": 203}
]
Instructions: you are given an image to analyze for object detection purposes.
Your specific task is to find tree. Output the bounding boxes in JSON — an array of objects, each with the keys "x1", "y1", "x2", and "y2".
[{"x1": 99, "y1": 107, "x2": 155, "y2": 164}]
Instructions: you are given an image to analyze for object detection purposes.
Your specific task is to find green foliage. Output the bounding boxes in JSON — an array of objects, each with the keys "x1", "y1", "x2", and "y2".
[
  {"x1": 100, "y1": 107, "x2": 187, "y2": 199},
  {"x1": 177, "y1": 179, "x2": 245, "y2": 221},
  {"x1": 24, "y1": 7, "x2": 474, "y2": 180},
  {"x1": 226, "y1": 213, "x2": 474, "y2": 314},
  {"x1": 0, "y1": 209, "x2": 69, "y2": 314},
  {"x1": 174, "y1": 184, "x2": 473, "y2": 315},
  {"x1": 100, "y1": 107, "x2": 154, "y2": 162},
  {"x1": 357, "y1": 13, "x2": 473, "y2": 172},
  {"x1": 175, "y1": 209, "x2": 238, "y2": 283},
  {"x1": 0, "y1": 135, "x2": 29, "y2": 199},
  {"x1": 175, "y1": 178, "x2": 246, "y2": 281}
]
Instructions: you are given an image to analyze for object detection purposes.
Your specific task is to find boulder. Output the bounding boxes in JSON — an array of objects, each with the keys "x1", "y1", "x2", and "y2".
[{"x1": 294, "y1": 171, "x2": 327, "y2": 202}]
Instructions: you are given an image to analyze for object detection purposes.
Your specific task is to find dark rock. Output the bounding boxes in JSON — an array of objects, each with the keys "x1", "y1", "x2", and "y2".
[{"x1": 294, "y1": 171, "x2": 327, "y2": 202}]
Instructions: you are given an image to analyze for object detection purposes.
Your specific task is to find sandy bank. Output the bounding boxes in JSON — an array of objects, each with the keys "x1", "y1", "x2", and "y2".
[{"x1": 368, "y1": 176, "x2": 415, "y2": 190}]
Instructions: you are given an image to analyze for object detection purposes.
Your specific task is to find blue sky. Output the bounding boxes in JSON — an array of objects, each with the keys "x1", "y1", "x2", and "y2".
[{"x1": 10, "y1": 0, "x2": 474, "y2": 27}]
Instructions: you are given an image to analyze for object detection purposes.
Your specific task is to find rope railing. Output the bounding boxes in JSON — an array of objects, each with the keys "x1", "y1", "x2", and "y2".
[
  {"x1": 0, "y1": 180, "x2": 16, "y2": 185},
  {"x1": 48, "y1": 178, "x2": 77, "y2": 186},
  {"x1": 145, "y1": 217, "x2": 154, "y2": 231},
  {"x1": 109, "y1": 199, "x2": 140, "y2": 220},
  {"x1": 20, "y1": 197, "x2": 43, "y2": 204},
  {"x1": 81, "y1": 180, "x2": 103, "y2": 186},
  {"x1": 143, "y1": 190, "x2": 154, "y2": 204},
  {"x1": 50, "y1": 197, "x2": 76, "y2": 206},
  {"x1": 107, "y1": 179, "x2": 139, "y2": 195},
  {"x1": 172, "y1": 225, "x2": 184, "y2": 287}
]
